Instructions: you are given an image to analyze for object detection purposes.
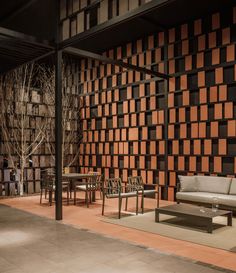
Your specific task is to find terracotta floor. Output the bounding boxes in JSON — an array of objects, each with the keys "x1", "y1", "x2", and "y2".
[{"x1": 0, "y1": 194, "x2": 236, "y2": 272}]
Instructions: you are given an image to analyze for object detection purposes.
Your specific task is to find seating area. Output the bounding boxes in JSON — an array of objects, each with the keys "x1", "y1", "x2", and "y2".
[
  {"x1": 0, "y1": 1, "x2": 236, "y2": 273},
  {"x1": 177, "y1": 176, "x2": 236, "y2": 213}
]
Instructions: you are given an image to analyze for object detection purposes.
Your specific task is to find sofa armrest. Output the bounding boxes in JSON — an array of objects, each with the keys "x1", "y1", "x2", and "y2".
[{"x1": 177, "y1": 182, "x2": 181, "y2": 192}]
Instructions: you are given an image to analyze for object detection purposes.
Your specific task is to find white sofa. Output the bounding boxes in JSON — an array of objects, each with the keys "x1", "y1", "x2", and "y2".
[{"x1": 176, "y1": 175, "x2": 236, "y2": 212}]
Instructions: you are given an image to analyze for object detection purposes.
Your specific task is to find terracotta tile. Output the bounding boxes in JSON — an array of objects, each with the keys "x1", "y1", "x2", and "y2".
[
  {"x1": 227, "y1": 120, "x2": 236, "y2": 137},
  {"x1": 222, "y1": 27, "x2": 230, "y2": 45},
  {"x1": 189, "y1": 156, "x2": 197, "y2": 172},
  {"x1": 218, "y1": 139, "x2": 227, "y2": 155},
  {"x1": 169, "y1": 109, "x2": 176, "y2": 123},
  {"x1": 226, "y1": 44, "x2": 235, "y2": 62},
  {"x1": 214, "y1": 157, "x2": 222, "y2": 173},
  {"x1": 172, "y1": 140, "x2": 179, "y2": 155},
  {"x1": 224, "y1": 102, "x2": 233, "y2": 118},
  {"x1": 211, "y1": 121, "x2": 219, "y2": 137},
  {"x1": 168, "y1": 156, "x2": 174, "y2": 170},
  {"x1": 137, "y1": 39, "x2": 142, "y2": 53},
  {"x1": 194, "y1": 19, "x2": 202, "y2": 35},
  {"x1": 196, "y1": 52, "x2": 204, "y2": 68},
  {"x1": 180, "y1": 124, "x2": 187, "y2": 139},
  {"x1": 219, "y1": 85, "x2": 227, "y2": 101},
  {"x1": 168, "y1": 28, "x2": 175, "y2": 43},
  {"x1": 204, "y1": 139, "x2": 212, "y2": 155},
  {"x1": 178, "y1": 156, "x2": 185, "y2": 171},
  {"x1": 201, "y1": 157, "x2": 209, "y2": 172},
  {"x1": 200, "y1": 105, "x2": 208, "y2": 121},
  {"x1": 215, "y1": 67, "x2": 223, "y2": 84},
  {"x1": 209, "y1": 86, "x2": 218, "y2": 102},
  {"x1": 181, "y1": 24, "x2": 188, "y2": 39},
  {"x1": 182, "y1": 40, "x2": 189, "y2": 55},
  {"x1": 193, "y1": 139, "x2": 201, "y2": 155},
  {"x1": 198, "y1": 35, "x2": 205, "y2": 51},
  {"x1": 214, "y1": 103, "x2": 222, "y2": 119},
  {"x1": 212, "y1": 48, "x2": 220, "y2": 65},
  {"x1": 183, "y1": 140, "x2": 190, "y2": 155},
  {"x1": 199, "y1": 122, "x2": 206, "y2": 138},
  {"x1": 198, "y1": 71, "x2": 205, "y2": 87},
  {"x1": 185, "y1": 55, "x2": 192, "y2": 70},
  {"x1": 212, "y1": 12, "x2": 220, "y2": 30},
  {"x1": 208, "y1": 32, "x2": 216, "y2": 48}
]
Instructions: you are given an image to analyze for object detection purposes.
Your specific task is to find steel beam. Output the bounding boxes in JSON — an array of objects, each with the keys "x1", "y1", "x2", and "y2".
[
  {"x1": 64, "y1": 47, "x2": 170, "y2": 79},
  {"x1": 0, "y1": 27, "x2": 53, "y2": 49}
]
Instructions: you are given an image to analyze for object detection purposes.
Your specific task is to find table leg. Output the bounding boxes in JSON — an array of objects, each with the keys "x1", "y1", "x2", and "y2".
[
  {"x1": 227, "y1": 212, "x2": 232, "y2": 226},
  {"x1": 70, "y1": 180, "x2": 73, "y2": 199},
  {"x1": 155, "y1": 210, "x2": 160, "y2": 222},
  {"x1": 207, "y1": 219, "x2": 213, "y2": 233}
]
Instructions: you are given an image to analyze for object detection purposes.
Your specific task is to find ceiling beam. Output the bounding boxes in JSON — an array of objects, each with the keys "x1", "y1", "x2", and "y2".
[
  {"x1": 0, "y1": 0, "x2": 39, "y2": 25},
  {"x1": 64, "y1": 47, "x2": 170, "y2": 79},
  {"x1": 0, "y1": 27, "x2": 54, "y2": 49},
  {"x1": 139, "y1": 16, "x2": 166, "y2": 31}
]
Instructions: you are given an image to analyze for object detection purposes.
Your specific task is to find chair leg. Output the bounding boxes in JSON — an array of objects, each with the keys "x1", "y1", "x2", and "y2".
[
  {"x1": 102, "y1": 194, "x2": 105, "y2": 215},
  {"x1": 89, "y1": 190, "x2": 92, "y2": 203},
  {"x1": 86, "y1": 191, "x2": 89, "y2": 208},
  {"x1": 49, "y1": 190, "x2": 52, "y2": 206},
  {"x1": 142, "y1": 195, "x2": 144, "y2": 214},
  {"x1": 156, "y1": 192, "x2": 159, "y2": 208},
  {"x1": 125, "y1": 197, "x2": 128, "y2": 211},
  {"x1": 118, "y1": 197, "x2": 122, "y2": 219},
  {"x1": 67, "y1": 187, "x2": 69, "y2": 205},
  {"x1": 74, "y1": 189, "x2": 76, "y2": 205},
  {"x1": 136, "y1": 195, "x2": 139, "y2": 215},
  {"x1": 40, "y1": 189, "x2": 42, "y2": 204}
]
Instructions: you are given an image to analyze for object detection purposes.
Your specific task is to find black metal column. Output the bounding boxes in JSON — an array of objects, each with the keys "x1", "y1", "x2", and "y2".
[
  {"x1": 55, "y1": 0, "x2": 63, "y2": 220},
  {"x1": 55, "y1": 50, "x2": 63, "y2": 220},
  {"x1": 163, "y1": 29, "x2": 169, "y2": 200}
]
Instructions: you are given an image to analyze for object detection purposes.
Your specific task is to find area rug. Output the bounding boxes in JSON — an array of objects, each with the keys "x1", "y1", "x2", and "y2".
[{"x1": 102, "y1": 211, "x2": 236, "y2": 252}]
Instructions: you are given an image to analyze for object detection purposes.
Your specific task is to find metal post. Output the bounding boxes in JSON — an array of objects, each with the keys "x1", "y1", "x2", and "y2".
[
  {"x1": 164, "y1": 29, "x2": 169, "y2": 201},
  {"x1": 55, "y1": 50, "x2": 63, "y2": 220},
  {"x1": 55, "y1": 0, "x2": 63, "y2": 220}
]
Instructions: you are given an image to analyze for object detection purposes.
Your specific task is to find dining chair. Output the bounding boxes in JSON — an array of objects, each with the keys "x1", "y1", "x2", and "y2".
[
  {"x1": 40, "y1": 171, "x2": 70, "y2": 206},
  {"x1": 74, "y1": 172, "x2": 102, "y2": 207},
  {"x1": 102, "y1": 177, "x2": 139, "y2": 219},
  {"x1": 127, "y1": 176, "x2": 159, "y2": 213}
]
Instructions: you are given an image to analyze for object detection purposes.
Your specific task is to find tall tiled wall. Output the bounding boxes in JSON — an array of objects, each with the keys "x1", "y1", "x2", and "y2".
[{"x1": 78, "y1": 6, "x2": 236, "y2": 200}]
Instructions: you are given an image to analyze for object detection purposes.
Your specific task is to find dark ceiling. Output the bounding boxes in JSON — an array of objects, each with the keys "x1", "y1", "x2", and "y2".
[
  {"x1": 0, "y1": 0, "x2": 56, "y2": 41},
  {"x1": 69, "y1": 0, "x2": 236, "y2": 53},
  {"x1": 0, "y1": 0, "x2": 235, "y2": 74}
]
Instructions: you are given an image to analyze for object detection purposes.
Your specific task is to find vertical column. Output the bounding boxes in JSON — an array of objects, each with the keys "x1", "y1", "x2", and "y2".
[
  {"x1": 163, "y1": 29, "x2": 169, "y2": 200},
  {"x1": 55, "y1": 0, "x2": 63, "y2": 220}
]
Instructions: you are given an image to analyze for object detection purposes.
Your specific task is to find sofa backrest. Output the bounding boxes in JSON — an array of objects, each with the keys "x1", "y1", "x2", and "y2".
[
  {"x1": 178, "y1": 175, "x2": 198, "y2": 192},
  {"x1": 197, "y1": 176, "x2": 232, "y2": 194},
  {"x1": 229, "y1": 178, "x2": 236, "y2": 195}
]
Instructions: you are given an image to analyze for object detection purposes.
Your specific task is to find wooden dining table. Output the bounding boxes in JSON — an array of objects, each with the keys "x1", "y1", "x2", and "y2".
[{"x1": 62, "y1": 173, "x2": 96, "y2": 200}]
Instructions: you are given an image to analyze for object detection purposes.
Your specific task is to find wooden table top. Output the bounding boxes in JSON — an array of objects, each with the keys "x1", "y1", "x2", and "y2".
[
  {"x1": 62, "y1": 173, "x2": 95, "y2": 179},
  {"x1": 156, "y1": 204, "x2": 231, "y2": 218}
]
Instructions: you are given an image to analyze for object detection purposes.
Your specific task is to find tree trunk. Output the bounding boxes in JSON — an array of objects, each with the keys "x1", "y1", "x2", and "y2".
[{"x1": 19, "y1": 158, "x2": 25, "y2": 196}]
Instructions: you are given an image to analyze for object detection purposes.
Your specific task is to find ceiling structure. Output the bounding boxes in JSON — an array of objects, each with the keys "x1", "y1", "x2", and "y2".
[{"x1": 0, "y1": 0, "x2": 235, "y2": 74}]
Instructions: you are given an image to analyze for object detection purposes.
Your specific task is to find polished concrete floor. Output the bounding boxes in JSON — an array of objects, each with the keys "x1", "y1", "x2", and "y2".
[{"x1": 0, "y1": 204, "x2": 234, "y2": 273}]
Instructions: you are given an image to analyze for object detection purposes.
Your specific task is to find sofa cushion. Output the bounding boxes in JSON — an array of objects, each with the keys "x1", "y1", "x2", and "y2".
[
  {"x1": 219, "y1": 195, "x2": 236, "y2": 207},
  {"x1": 229, "y1": 178, "x2": 236, "y2": 195},
  {"x1": 196, "y1": 176, "x2": 231, "y2": 194},
  {"x1": 178, "y1": 176, "x2": 198, "y2": 192},
  {"x1": 176, "y1": 192, "x2": 236, "y2": 207},
  {"x1": 176, "y1": 192, "x2": 224, "y2": 204}
]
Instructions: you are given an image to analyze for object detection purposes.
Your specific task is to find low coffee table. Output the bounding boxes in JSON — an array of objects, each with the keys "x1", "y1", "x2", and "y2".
[{"x1": 155, "y1": 204, "x2": 232, "y2": 233}]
